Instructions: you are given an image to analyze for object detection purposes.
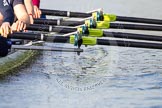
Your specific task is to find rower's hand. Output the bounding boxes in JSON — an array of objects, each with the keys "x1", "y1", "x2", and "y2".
[
  {"x1": 29, "y1": 14, "x2": 34, "y2": 24},
  {"x1": 33, "y1": 5, "x2": 41, "y2": 18},
  {"x1": 0, "y1": 22, "x2": 12, "y2": 38},
  {"x1": 11, "y1": 20, "x2": 27, "y2": 32}
]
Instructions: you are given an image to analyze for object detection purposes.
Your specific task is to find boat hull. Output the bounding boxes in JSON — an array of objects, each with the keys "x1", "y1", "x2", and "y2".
[{"x1": 0, "y1": 50, "x2": 39, "y2": 77}]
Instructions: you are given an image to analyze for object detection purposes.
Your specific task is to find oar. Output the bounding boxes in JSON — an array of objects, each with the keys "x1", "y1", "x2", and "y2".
[
  {"x1": 34, "y1": 18, "x2": 84, "y2": 26},
  {"x1": 26, "y1": 24, "x2": 77, "y2": 33},
  {"x1": 12, "y1": 45, "x2": 83, "y2": 52},
  {"x1": 26, "y1": 24, "x2": 162, "y2": 42},
  {"x1": 7, "y1": 32, "x2": 162, "y2": 50},
  {"x1": 34, "y1": 18, "x2": 162, "y2": 31},
  {"x1": 41, "y1": 9, "x2": 162, "y2": 25}
]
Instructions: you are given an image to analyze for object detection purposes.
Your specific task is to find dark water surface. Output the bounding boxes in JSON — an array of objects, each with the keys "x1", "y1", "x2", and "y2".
[{"x1": 1, "y1": 0, "x2": 162, "y2": 108}]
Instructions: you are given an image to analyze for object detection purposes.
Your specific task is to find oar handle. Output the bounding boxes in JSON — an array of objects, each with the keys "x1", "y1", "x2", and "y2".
[{"x1": 8, "y1": 32, "x2": 41, "y2": 40}]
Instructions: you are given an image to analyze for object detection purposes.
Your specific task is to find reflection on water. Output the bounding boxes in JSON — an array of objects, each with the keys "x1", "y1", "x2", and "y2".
[{"x1": 1, "y1": 0, "x2": 162, "y2": 107}]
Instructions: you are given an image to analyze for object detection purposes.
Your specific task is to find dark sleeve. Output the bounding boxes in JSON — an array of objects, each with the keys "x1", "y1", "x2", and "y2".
[
  {"x1": 0, "y1": 0, "x2": 14, "y2": 24},
  {"x1": 12, "y1": 0, "x2": 24, "y2": 7}
]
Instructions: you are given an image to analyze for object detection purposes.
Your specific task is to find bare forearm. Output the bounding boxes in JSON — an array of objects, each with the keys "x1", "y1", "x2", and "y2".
[
  {"x1": 24, "y1": 0, "x2": 34, "y2": 15},
  {"x1": 13, "y1": 4, "x2": 30, "y2": 25},
  {"x1": 0, "y1": 13, "x2": 3, "y2": 25}
]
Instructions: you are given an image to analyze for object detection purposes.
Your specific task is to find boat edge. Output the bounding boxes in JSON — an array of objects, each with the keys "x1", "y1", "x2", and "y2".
[{"x1": 0, "y1": 50, "x2": 39, "y2": 77}]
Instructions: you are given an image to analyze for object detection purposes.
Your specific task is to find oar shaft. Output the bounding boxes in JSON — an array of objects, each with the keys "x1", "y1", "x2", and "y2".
[
  {"x1": 110, "y1": 23, "x2": 162, "y2": 31},
  {"x1": 26, "y1": 24, "x2": 76, "y2": 33},
  {"x1": 34, "y1": 19, "x2": 84, "y2": 26},
  {"x1": 9, "y1": 33, "x2": 70, "y2": 43},
  {"x1": 26, "y1": 24, "x2": 50, "y2": 32},
  {"x1": 103, "y1": 32, "x2": 162, "y2": 42},
  {"x1": 12, "y1": 45, "x2": 83, "y2": 52},
  {"x1": 97, "y1": 39, "x2": 162, "y2": 49},
  {"x1": 116, "y1": 16, "x2": 162, "y2": 25},
  {"x1": 9, "y1": 32, "x2": 70, "y2": 42},
  {"x1": 41, "y1": 9, "x2": 91, "y2": 18},
  {"x1": 43, "y1": 36, "x2": 70, "y2": 43},
  {"x1": 50, "y1": 26, "x2": 76, "y2": 33}
]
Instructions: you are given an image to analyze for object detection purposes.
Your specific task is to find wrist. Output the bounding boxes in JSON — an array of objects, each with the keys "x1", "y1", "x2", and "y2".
[
  {"x1": 2, "y1": 22, "x2": 10, "y2": 25},
  {"x1": 29, "y1": 13, "x2": 33, "y2": 17}
]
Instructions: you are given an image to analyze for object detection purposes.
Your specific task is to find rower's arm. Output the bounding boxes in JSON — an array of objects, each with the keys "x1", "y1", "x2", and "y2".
[
  {"x1": 13, "y1": 0, "x2": 30, "y2": 25},
  {"x1": 24, "y1": 0, "x2": 34, "y2": 24},
  {"x1": 24, "y1": 0, "x2": 34, "y2": 15},
  {"x1": 0, "y1": 0, "x2": 14, "y2": 25},
  {"x1": 32, "y1": 0, "x2": 41, "y2": 18}
]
